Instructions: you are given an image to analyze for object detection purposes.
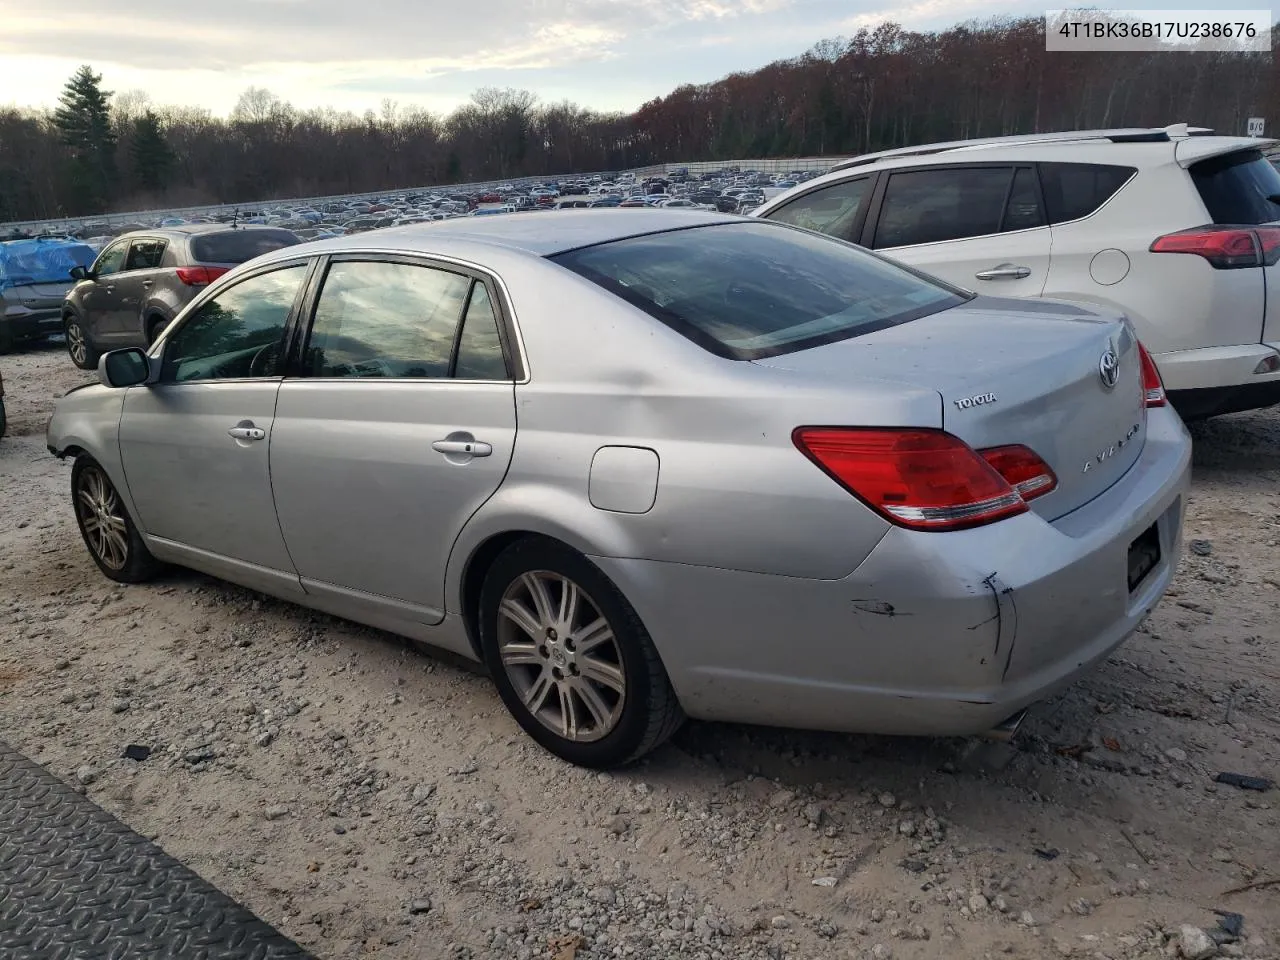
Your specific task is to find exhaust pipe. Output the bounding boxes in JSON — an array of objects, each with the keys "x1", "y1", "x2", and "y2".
[{"x1": 983, "y1": 708, "x2": 1028, "y2": 742}]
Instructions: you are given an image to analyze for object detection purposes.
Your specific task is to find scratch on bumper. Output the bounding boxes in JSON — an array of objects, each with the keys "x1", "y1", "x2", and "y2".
[{"x1": 980, "y1": 572, "x2": 1019, "y2": 681}]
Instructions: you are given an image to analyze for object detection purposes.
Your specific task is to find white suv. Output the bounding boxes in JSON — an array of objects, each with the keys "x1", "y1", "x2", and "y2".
[{"x1": 752, "y1": 124, "x2": 1280, "y2": 420}]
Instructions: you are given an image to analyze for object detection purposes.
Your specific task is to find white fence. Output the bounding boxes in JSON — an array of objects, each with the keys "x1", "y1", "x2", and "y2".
[{"x1": 1, "y1": 156, "x2": 849, "y2": 237}]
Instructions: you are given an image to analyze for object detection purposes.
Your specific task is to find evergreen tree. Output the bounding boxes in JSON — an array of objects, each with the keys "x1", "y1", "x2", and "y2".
[
  {"x1": 53, "y1": 65, "x2": 117, "y2": 212},
  {"x1": 130, "y1": 110, "x2": 175, "y2": 192}
]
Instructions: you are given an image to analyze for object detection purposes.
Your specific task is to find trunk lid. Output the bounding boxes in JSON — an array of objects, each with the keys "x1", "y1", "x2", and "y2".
[{"x1": 752, "y1": 296, "x2": 1147, "y2": 520}]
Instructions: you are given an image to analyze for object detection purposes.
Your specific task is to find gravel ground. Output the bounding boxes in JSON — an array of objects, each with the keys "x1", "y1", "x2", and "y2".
[{"x1": 2, "y1": 339, "x2": 1279, "y2": 960}]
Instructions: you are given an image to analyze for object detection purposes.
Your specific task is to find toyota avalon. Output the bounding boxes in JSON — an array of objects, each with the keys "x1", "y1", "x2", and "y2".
[{"x1": 46, "y1": 210, "x2": 1190, "y2": 768}]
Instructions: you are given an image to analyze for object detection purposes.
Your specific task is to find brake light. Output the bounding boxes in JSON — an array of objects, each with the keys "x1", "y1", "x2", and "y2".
[
  {"x1": 175, "y1": 266, "x2": 230, "y2": 286},
  {"x1": 1137, "y1": 342, "x2": 1166, "y2": 407},
  {"x1": 979, "y1": 445, "x2": 1058, "y2": 500},
  {"x1": 793, "y1": 427, "x2": 1027, "y2": 532},
  {"x1": 1150, "y1": 226, "x2": 1280, "y2": 268}
]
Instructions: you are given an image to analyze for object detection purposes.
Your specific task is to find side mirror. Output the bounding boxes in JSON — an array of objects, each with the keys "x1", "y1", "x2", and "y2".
[
  {"x1": 98, "y1": 348, "x2": 151, "y2": 388},
  {"x1": 69, "y1": 265, "x2": 90, "y2": 281}
]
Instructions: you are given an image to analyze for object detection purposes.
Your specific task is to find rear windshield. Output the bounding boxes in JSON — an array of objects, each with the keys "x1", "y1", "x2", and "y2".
[
  {"x1": 550, "y1": 221, "x2": 967, "y2": 359},
  {"x1": 190, "y1": 229, "x2": 300, "y2": 264},
  {"x1": 1190, "y1": 149, "x2": 1280, "y2": 225}
]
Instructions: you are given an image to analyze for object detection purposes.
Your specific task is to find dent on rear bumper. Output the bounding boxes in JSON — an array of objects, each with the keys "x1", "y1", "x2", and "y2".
[{"x1": 593, "y1": 408, "x2": 1191, "y2": 737}]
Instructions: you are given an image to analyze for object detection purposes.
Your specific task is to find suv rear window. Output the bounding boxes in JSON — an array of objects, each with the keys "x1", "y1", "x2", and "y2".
[
  {"x1": 551, "y1": 221, "x2": 967, "y2": 360},
  {"x1": 1190, "y1": 149, "x2": 1280, "y2": 225},
  {"x1": 1038, "y1": 163, "x2": 1134, "y2": 224},
  {"x1": 190, "y1": 229, "x2": 300, "y2": 264}
]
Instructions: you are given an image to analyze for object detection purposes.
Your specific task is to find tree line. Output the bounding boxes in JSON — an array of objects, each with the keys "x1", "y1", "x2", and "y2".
[{"x1": 1, "y1": 16, "x2": 1275, "y2": 222}]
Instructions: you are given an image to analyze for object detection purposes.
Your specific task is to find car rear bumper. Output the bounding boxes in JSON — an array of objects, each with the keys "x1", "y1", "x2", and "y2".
[
  {"x1": 1152, "y1": 342, "x2": 1280, "y2": 393},
  {"x1": 593, "y1": 406, "x2": 1191, "y2": 737},
  {"x1": 1168, "y1": 379, "x2": 1280, "y2": 420},
  {"x1": 2, "y1": 306, "x2": 64, "y2": 339}
]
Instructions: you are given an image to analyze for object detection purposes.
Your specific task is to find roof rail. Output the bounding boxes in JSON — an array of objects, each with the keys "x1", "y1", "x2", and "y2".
[{"x1": 831, "y1": 124, "x2": 1216, "y2": 171}]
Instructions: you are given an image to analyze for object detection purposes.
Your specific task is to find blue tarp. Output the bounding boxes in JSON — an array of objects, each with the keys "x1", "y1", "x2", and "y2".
[{"x1": 0, "y1": 238, "x2": 96, "y2": 293}]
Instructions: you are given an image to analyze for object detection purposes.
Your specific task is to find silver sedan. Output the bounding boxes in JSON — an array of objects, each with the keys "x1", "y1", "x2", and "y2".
[{"x1": 46, "y1": 210, "x2": 1191, "y2": 768}]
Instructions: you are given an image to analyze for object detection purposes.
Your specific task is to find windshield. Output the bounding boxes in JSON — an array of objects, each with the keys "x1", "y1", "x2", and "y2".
[{"x1": 550, "y1": 221, "x2": 967, "y2": 359}]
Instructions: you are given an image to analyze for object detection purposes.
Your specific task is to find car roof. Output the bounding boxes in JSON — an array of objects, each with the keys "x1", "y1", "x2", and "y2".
[
  {"x1": 829, "y1": 124, "x2": 1273, "y2": 172},
  {"x1": 114, "y1": 224, "x2": 295, "y2": 240},
  {"x1": 265, "y1": 208, "x2": 737, "y2": 260}
]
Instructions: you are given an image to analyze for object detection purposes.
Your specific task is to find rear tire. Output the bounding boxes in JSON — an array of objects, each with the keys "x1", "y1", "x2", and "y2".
[
  {"x1": 0, "y1": 323, "x2": 13, "y2": 355},
  {"x1": 71, "y1": 454, "x2": 161, "y2": 583},
  {"x1": 479, "y1": 537, "x2": 684, "y2": 768},
  {"x1": 65, "y1": 314, "x2": 100, "y2": 370}
]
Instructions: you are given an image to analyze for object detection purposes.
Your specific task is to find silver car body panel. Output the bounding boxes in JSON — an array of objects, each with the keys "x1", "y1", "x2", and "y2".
[{"x1": 47, "y1": 211, "x2": 1192, "y2": 736}]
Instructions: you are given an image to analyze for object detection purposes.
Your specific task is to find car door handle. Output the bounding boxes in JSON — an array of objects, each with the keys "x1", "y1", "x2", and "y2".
[
  {"x1": 141, "y1": 280, "x2": 153, "y2": 288},
  {"x1": 974, "y1": 263, "x2": 1032, "y2": 280},
  {"x1": 228, "y1": 425, "x2": 266, "y2": 441},
  {"x1": 432, "y1": 439, "x2": 492, "y2": 457}
]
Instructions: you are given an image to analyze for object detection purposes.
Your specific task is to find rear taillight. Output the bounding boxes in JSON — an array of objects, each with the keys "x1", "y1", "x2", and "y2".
[
  {"x1": 1137, "y1": 342, "x2": 1166, "y2": 407},
  {"x1": 793, "y1": 427, "x2": 1028, "y2": 532},
  {"x1": 979, "y1": 445, "x2": 1058, "y2": 500},
  {"x1": 1150, "y1": 226, "x2": 1280, "y2": 268},
  {"x1": 175, "y1": 266, "x2": 230, "y2": 286}
]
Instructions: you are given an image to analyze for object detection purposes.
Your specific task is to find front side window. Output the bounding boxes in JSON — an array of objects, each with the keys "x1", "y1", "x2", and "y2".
[
  {"x1": 125, "y1": 239, "x2": 166, "y2": 271},
  {"x1": 161, "y1": 265, "x2": 307, "y2": 382},
  {"x1": 874, "y1": 167, "x2": 1014, "y2": 248},
  {"x1": 552, "y1": 221, "x2": 966, "y2": 360},
  {"x1": 304, "y1": 260, "x2": 471, "y2": 379},
  {"x1": 763, "y1": 178, "x2": 871, "y2": 242},
  {"x1": 94, "y1": 241, "x2": 128, "y2": 277}
]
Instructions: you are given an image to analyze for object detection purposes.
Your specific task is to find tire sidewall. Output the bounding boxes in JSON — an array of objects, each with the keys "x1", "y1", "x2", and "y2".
[
  {"x1": 64, "y1": 313, "x2": 96, "y2": 370},
  {"x1": 479, "y1": 540, "x2": 657, "y2": 768},
  {"x1": 70, "y1": 455, "x2": 153, "y2": 583}
]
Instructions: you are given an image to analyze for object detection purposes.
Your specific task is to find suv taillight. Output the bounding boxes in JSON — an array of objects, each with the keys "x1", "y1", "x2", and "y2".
[
  {"x1": 1150, "y1": 226, "x2": 1280, "y2": 269},
  {"x1": 793, "y1": 427, "x2": 1029, "y2": 532},
  {"x1": 1137, "y1": 342, "x2": 1167, "y2": 407},
  {"x1": 175, "y1": 266, "x2": 230, "y2": 286}
]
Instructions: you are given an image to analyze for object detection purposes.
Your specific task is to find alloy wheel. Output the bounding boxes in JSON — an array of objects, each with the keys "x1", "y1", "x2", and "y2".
[
  {"x1": 496, "y1": 571, "x2": 626, "y2": 743},
  {"x1": 67, "y1": 321, "x2": 88, "y2": 367},
  {"x1": 75, "y1": 464, "x2": 129, "y2": 571}
]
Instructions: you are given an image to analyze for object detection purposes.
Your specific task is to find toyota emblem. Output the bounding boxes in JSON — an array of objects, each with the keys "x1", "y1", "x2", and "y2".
[{"x1": 1098, "y1": 349, "x2": 1120, "y2": 389}]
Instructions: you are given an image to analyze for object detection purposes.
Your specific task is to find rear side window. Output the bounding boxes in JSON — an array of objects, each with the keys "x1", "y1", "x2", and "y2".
[
  {"x1": 551, "y1": 221, "x2": 966, "y2": 360},
  {"x1": 873, "y1": 167, "x2": 1013, "y2": 248},
  {"x1": 1190, "y1": 150, "x2": 1280, "y2": 225},
  {"x1": 1038, "y1": 163, "x2": 1134, "y2": 224},
  {"x1": 190, "y1": 229, "x2": 300, "y2": 265},
  {"x1": 763, "y1": 178, "x2": 871, "y2": 242},
  {"x1": 305, "y1": 260, "x2": 471, "y2": 379}
]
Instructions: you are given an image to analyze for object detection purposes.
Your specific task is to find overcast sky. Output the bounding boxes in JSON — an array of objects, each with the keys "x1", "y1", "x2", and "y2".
[{"x1": 0, "y1": 0, "x2": 1244, "y2": 117}]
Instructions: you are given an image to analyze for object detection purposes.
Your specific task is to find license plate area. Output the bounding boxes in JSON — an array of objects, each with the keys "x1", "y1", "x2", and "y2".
[{"x1": 1127, "y1": 522, "x2": 1161, "y2": 592}]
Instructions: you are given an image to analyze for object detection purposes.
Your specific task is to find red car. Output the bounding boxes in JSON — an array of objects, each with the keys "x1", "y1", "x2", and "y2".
[{"x1": 477, "y1": 192, "x2": 503, "y2": 204}]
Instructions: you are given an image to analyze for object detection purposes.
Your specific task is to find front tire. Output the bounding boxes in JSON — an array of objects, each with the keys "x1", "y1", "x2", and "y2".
[
  {"x1": 71, "y1": 455, "x2": 161, "y2": 583},
  {"x1": 65, "y1": 314, "x2": 100, "y2": 370},
  {"x1": 479, "y1": 537, "x2": 684, "y2": 768}
]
